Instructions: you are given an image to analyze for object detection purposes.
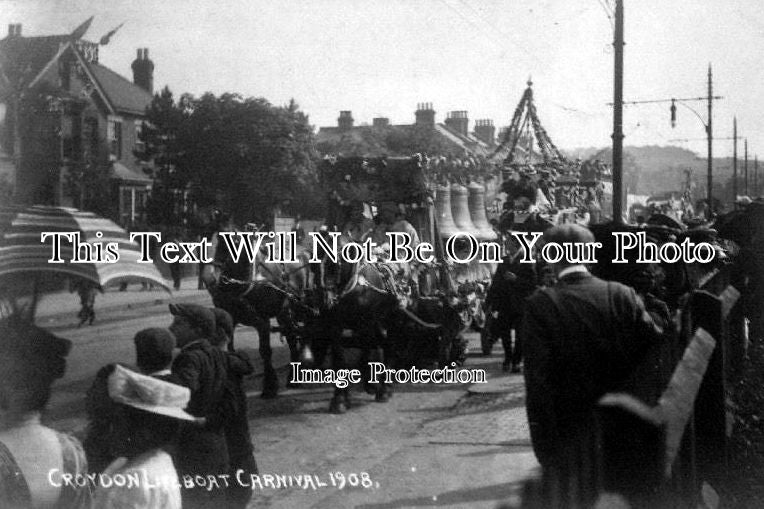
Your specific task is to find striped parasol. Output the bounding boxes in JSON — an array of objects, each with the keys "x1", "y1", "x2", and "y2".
[{"x1": 0, "y1": 206, "x2": 170, "y2": 291}]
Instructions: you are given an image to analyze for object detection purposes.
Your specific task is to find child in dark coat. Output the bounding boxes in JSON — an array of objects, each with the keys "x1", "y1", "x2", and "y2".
[{"x1": 209, "y1": 307, "x2": 258, "y2": 509}]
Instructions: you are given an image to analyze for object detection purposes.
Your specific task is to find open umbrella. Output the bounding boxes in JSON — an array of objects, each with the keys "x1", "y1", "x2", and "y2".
[{"x1": 0, "y1": 206, "x2": 171, "y2": 316}]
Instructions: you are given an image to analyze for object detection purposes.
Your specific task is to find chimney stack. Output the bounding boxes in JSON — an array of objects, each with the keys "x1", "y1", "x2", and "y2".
[
  {"x1": 7, "y1": 24, "x2": 21, "y2": 38},
  {"x1": 474, "y1": 119, "x2": 496, "y2": 146},
  {"x1": 131, "y1": 47, "x2": 154, "y2": 94},
  {"x1": 338, "y1": 110, "x2": 354, "y2": 131},
  {"x1": 415, "y1": 102, "x2": 435, "y2": 127},
  {"x1": 445, "y1": 110, "x2": 469, "y2": 136},
  {"x1": 372, "y1": 117, "x2": 389, "y2": 129}
]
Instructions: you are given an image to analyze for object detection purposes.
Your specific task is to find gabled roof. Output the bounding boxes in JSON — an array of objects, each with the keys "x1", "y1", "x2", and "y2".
[
  {"x1": 88, "y1": 63, "x2": 152, "y2": 116},
  {"x1": 0, "y1": 33, "x2": 151, "y2": 117},
  {"x1": 315, "y1": 126, "x2": 391, "y2": 157},
  {"x1": 316, "y1": 121, "x2": 494, "y2": 159},
  {"x1": 0, "y1": 35, "x2": 72, "y2": 90},
  {"x1": 434, "y1": 124, "x2": 492, "y2": 157}
]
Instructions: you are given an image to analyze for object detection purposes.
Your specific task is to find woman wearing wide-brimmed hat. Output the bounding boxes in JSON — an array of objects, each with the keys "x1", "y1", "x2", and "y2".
[{"x1": 94, "y1": 365, "x2": 197, "y2": 509}]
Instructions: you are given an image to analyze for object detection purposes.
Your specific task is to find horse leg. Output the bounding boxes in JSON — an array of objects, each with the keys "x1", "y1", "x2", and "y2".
[
  {"x1": 438, "y1": 329, "x2": 453, "y2": 368},
  {"x1": 360, "y1": 347, "x2": 377, "y2": 395},
  {"x1": 329, "y1": 340, "x2": 349, "y2": 414},
  {"x1": 374, "y1": 326, "x2": 392, "y2": 402},
  {"x1": 510, "y1": 326, "x2": 523, "y2": 374},
  {"x1": 256, "y1": 319, "x2": 279, "y2": 399},
  {"x1": 501, "y1": 330, "x2": 512, "y2": 372},
  {"x1": 376, "y1": 343, "x2": 394, "y2": 403},
  {"x1": 276, "y1": 308, "x2": 302, "y2": 389}
]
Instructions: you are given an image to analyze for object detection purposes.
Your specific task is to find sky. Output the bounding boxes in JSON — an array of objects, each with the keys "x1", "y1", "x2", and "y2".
[{"x1": 3, "y1": 0, "x2": 764, "y2": 158}]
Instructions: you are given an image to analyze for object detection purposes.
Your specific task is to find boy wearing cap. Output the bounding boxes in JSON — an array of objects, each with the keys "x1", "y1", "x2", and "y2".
[
  {"x1": 169, "y1": 303, "x2": 230, "y2": 509},
  {"x1": 209, "y1": 307, "x2": 258, "y2": 509},
  {"x1": 134, "y1": 327, "x2": 181, "y2": 384}
]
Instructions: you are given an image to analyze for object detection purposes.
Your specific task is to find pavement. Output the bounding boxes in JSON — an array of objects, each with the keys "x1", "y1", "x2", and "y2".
[{"x1": 34, "y1": 276, "x2": 211, "y2": 327}]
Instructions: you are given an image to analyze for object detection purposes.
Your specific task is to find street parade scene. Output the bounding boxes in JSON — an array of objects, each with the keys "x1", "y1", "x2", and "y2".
[{"x1": 1, "y1": 1, "x2": 764, "y2": 508}]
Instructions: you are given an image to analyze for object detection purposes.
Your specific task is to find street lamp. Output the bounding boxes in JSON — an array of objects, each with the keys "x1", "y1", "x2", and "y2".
[
  {"x1": 613, "y1": 70, "x2": 722, "y2": 219},
  {"x1": 667, "y1": 70, "x2": 720, "y2": 217}
]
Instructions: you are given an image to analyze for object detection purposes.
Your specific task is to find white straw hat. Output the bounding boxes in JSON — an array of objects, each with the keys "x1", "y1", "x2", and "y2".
[{"x1": 108, "y1": 365, "x2": 195, "y2": 421}]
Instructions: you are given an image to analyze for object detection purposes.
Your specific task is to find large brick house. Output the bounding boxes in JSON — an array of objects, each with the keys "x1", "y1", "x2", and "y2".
[{"x1": 0, "y1": 21, "x2": 155, "y2": 226}]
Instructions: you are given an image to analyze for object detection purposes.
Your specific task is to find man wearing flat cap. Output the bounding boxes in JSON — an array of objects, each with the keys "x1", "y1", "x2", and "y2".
[
  {"x1": 521, "y1": 224, "x2": 670, "y2": 506},
  {"x1": 169, "y1": 303, "x2": 230, "y2": 509}
]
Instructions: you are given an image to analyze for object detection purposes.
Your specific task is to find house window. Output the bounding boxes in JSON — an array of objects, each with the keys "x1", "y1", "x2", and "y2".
[
  {"x1": 134, "y1": 120, "x2": 146, "y2": 154},
  {"x1": 107, "y1": 116, "x2": 122, "y2": 160}
]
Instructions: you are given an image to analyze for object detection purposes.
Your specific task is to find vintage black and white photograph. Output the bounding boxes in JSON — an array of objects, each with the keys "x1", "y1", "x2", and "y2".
[{"x1": 1, "y1": 1, "x2": 763, "y2": 507}]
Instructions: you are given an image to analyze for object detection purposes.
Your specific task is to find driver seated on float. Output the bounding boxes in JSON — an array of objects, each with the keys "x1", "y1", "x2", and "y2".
[{"x1": 364, "y1": 207, "x2": 417, "y2": 289}]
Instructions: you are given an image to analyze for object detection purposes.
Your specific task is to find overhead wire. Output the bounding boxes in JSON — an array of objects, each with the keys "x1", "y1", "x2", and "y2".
[
  {"x1": 453, "y1": 0, "x2": 552, "y2": 59},
  {"x1": 438, "y1": 0, "x2": 604, "y2": 123},
  {"x1": 595, "y1": 0, "x2": 615, "y2": 30},
  {"x1": 435, "y1": 0, "x2": 539, "y2": 68},
  {"x1": 434, "y1": 0, "x2": 519, "y2": 59}
]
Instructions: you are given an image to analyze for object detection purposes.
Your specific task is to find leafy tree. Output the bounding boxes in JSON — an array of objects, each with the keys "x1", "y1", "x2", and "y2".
[
  {"x1": 138, "y1": 89, "x2": 322, "y2": 227},
  {"x1": 134, "y1": 86, "x2": 191, "y2": 226}
]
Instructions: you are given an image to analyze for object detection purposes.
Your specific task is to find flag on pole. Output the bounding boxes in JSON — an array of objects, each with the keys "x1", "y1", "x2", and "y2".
[{"x1": 99, "y1": 22, "x2": 124, "y2": 45}]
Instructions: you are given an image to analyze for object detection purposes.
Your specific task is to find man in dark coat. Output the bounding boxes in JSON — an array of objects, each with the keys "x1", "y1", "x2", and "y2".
[
  {"x1": 169, "y1": 303, "x2": 230, "y2": 509},
  {"x1": 209, "y1": 308, "x2": 258, "y2": 509},
  {"x1": 521, "y1": 224, "x2": 669, "y2": 507},
  {"x1": 485, "y1": 251, "x2": 539, "y2": 372}
]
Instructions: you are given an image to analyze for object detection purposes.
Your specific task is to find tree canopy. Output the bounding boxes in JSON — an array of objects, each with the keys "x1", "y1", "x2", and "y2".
[{"x1": 136, "y1": 87, "x2": 323, "y2": 227}]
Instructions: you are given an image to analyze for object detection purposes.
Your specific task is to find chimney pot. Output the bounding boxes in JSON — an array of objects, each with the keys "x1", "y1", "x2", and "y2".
[
  {"x1": 415, "y1": 102, "x2": 435, "y2": 126},
  {"x1": 132, "y1": 48, "x2": 154, "y2": 94},
  {"x1": 338, "y1": 110, "x2": 354, "y2": 130}
]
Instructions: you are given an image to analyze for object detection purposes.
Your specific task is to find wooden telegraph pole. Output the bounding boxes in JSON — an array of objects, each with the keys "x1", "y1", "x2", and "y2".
[
  {"x1": 706, "y1": 66, "x2": 713, "y2": 217},
  {"x1": 612, "y1": 0, "x2": 625, "y2": 223},
  {"x1": 744, "y1": 139, "x2": 749, "y2": 196},
  {"x1": 733, "y1": 118, "x2": 738, "y2": 202},
  {"x1": 755, "y1": 156, "x2": 759, "y2": 197}
]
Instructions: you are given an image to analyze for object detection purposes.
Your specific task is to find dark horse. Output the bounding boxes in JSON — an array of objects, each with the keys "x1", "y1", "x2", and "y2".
[
  {"x1": 202, "y1": 237, "x2": 314, "y2": 398},
  {"x1": 306, "y1": 241, "x2": 441, "y2": 414}
]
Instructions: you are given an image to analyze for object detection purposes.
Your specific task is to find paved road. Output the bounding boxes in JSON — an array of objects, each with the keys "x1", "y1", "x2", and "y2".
[{"x1": 41, "y1": 285, "x2": 540, "y2": 508}]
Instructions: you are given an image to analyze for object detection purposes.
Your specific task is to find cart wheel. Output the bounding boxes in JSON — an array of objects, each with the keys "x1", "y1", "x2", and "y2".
[{"x1": 480, "y1": 326, "x2": 494, "y2": 356}]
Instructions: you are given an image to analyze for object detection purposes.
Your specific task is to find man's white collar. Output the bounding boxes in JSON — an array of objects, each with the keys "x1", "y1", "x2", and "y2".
[{"x1": 558, "y1": 265, "x2": 589, "y2": 279}]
